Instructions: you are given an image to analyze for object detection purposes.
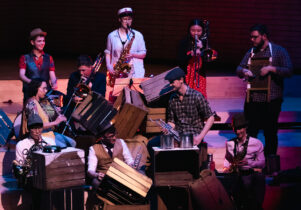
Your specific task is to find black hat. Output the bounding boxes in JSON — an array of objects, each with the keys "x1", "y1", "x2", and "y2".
[
  {"x1": 231, "y1": 113, "x2": 248, "y2": 130},
  {"x1": 165, "y1": 67, "x2": 186, "y2": 83},
  {"x1": 27, "y1": 114, "x2": 43, "y2": 129}
]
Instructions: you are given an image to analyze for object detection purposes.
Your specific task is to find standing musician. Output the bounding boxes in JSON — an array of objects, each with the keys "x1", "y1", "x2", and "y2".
[
  {"x1": 104, "y1": 7, "x2": 147, "y2": 101},
  {"x1": 64, "y1": 55, "x2": 106, "y2": 121},
  {"x1": 19, "y1": 28, "x2": 58, "y2": 104},
  {"x1": 236, "y1": 24, "x2": 293, "y2": 157},
  {"x1": 223, "y1": 113, "x2": 265, "y2": 210},
  {"x1": 178, "y1": 19, "x2": 217, "y2": 98},
  {"x1": 24, "y1": 78, "x2": 76, "y2": 148},
  {"x1": 147, "y1": 68, "x2": 215, "y2": 156}
]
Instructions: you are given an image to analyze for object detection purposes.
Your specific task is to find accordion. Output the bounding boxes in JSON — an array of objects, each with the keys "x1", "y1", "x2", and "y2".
[
  {"x1": 72, "y1": 91, "x2": 117, "y2": 135},
  {"x1": 97, "y1": 158, "x2": 152, "y2": 205}
]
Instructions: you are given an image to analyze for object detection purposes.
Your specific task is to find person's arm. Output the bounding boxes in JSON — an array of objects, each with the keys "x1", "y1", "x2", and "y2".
[
  {"x1": 261, "y1": 46, "x2": 293, "y2": 77},
  {"x1": 87, "y1": 146, "x2": 99, "y2": 178},
  {"x1": 248, "y1": 140, "x2": 265, "y2": 169},
  {"x1": 19, "y1": 55, "x2": 31, "y2": 84},
  {"x1": 193, "y1": 115, "x2": 214, "y2": 145},
  {"x1": 49, "y1": 71, "x2": 57, "y2": 90},
  {"x1": 104, "y1": 34, "x2": 115, "y2": 74},
  {"x1": 128, "y1": 32, "x2": 146, "y2": 59},
  {"x1": 120, "y1": 139, "x2": 134, "y2": 166},
  {"x1": 236, "y1": 50, "x2": 253, "y2": 78}
]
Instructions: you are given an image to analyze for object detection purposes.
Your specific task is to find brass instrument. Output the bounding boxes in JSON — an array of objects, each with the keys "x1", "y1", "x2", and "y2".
[
  {"x1": 228, "y1": 137, "x2": 249, "y2": 173},
  {"x1": 12, "y1": 141, "x2": 47, "y2": 187},
  {"x1": 200, "y1": 20, "x2": 218, "y2": 62},
  {"x1": 75, "y1": 53, "x2": 105, "y2": 98},
  {"x1": 108, "y1": 27, "x2": 135, "y2": 87}
]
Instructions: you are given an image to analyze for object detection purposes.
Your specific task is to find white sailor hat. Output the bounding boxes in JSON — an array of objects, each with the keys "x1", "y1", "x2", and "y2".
[{"x1": 117, "y1": 7, "x2": 133, "y2": 17}]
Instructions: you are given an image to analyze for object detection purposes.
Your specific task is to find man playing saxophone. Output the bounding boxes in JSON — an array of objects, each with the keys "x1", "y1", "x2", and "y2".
[
  {"x1": 104, "y1": 7, "x2": 147, "y2": 101},
  {"x1": 223, "y1": 113, "x2": 265, "y2": 210}
]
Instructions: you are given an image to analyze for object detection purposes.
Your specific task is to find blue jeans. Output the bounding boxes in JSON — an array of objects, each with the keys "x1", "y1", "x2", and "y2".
[{"x1": 54, "y1": 132, "x2": 76, "y2": 147}]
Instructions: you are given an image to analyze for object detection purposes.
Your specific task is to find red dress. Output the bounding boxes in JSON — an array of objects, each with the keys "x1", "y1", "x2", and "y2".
[{"x1": 185, "y1": 55, "x2": 207, "y2": 98}]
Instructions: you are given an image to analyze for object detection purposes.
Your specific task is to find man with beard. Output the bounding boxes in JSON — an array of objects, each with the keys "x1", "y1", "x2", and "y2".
[
  {"x1": 236, "y1": 24, "x2": 293, "y2": 157},
  {"x1": 19, "y1": 28, "x2": 58, "y2": 103}
]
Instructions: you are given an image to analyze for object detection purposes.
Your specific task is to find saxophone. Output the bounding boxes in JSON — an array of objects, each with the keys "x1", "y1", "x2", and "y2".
[
  {"x1": 228, "y1": 137, "x2": 249, "y2": 173},
  {"x1": 108, "y1": 29, "x2": 135, "y2": 87}
]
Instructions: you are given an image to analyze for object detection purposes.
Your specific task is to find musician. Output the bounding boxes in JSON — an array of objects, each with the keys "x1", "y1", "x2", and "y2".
[
  {"x1": 87, "y1": 125, "x2": 134, "y2": 184},
  {"x1": 178, "y1": 19, "x2": 208, "y2": 97},
  {"x1": 15, "y1": 114, "x2": 53, "y2": 164},
  {"x1": 19, "y1": 28, "x2": 58, "y2": 103},
  {"x1": 147, "y1": 67, "x2": 215, "y2": 154},
  {"x1": 104, "y1": 7, "x2": 147, "y2": 101},
  {"x1": 223, "y1": 113, "x2": 265, "y2": 210},
  {"x1": 237, "y1": 24, "x2": 293, "y2": 157},
  {"x1": 24, "y1": 78, "x2": 76, "y2": 147},
  {"x1": 64, "y1": 55, "x2": 106, "y2": 121}
]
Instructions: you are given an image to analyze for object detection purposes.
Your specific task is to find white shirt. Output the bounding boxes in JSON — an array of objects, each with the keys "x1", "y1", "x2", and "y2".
[
  {"x1": 15, "y1": 137, "x2": 55, "y2": 164},
  {"x1": 224, "y1": 136, "x2": 265, "y2": 170},
  {"x1": 87, "y1": 139, "x2": 134, "y2": 178},
  {"x1": 104, "y1": 29, "x2": 146, "y2": 78}
]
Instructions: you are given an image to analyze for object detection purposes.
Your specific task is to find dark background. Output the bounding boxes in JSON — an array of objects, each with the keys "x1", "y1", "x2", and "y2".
[{"x1": 1, "y1": 0, "x2": 300, "y2": 76}]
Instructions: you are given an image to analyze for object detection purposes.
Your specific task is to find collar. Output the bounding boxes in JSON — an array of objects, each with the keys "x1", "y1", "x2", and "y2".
[
  {"x1": 174, "y1": 85, "x2": 191, "y2": 98},
  {"x1": 31, "y1": 50, "x2": 45, "y2": 57}
]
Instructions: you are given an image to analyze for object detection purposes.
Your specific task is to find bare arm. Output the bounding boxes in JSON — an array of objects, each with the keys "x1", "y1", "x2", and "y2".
[
  {"x1": 193, "y1": 115, "x2": 214, "y2": 145},
  {"x1": 19, "y1": 68, "x2": 31, "y2": 84},
  {"x1": 49, "y1": 71, "x2": 57, "y2": 89}
]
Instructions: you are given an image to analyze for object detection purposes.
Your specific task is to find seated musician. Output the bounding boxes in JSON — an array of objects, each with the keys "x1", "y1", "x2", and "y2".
[
  {"x1": 24, "y1": 78, "x2": 76, "y2": 147},
  {"x1": 13, "y1": 114, "x2": 53, "y2": 189},
  {"x1": 223, "y1": 113, "x2": 265, "y2": 210},
  {"x1": 87, "y1": 125, "x2": 134, "y2": 186}
]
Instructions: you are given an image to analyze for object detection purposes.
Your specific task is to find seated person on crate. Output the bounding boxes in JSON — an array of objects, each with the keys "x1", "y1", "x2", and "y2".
[
  {"x1": 87, "y1": 125, "x2": 134, "y2": 189},
  {"x1": 223, "y1": 113, "x2": 265, "y2": 210},
  {"x1": 24, "y1": 78, "x2": 76, "y2": 148},
  {"x1": 64, "y1": 54, "x2": 106, "y2": 120},
  {"x1": 13, "y1": 113, "x2": 54, "y2": 187}
]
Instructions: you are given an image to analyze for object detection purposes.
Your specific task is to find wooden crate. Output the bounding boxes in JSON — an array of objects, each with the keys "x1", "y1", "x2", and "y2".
[
  {"x1": 112, "y1": 78, "x2": 150, "y2": 97},
  {"x1": 113, "y1": 87, "x2": 148, "y2": 139},
  {"x1": 152, "y1": 147, "x2": 200, "y2": 187},
  {"x1": 140, "y1": 68, "x2": 176, "y2": 104},
  {"x1": 140, "y1": 107, "x2": 166, "y2": 134},
  {"x1": 97, "y1": 158, "x2": 152, "y2": 205},
  {"x1": 32, "y1": 147, "x2": 85, "y2": 190}
]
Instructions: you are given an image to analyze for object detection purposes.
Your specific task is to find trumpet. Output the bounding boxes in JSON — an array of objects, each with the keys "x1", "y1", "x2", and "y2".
[{"x1": 200, "y1": 20, "x2": 218, "y2": 62}]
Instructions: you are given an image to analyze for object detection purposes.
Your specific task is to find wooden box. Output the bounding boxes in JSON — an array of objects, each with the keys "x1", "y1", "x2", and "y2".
[
  {"x1": 72, "y1": 91, "x2": 117, "y2": 135},
  {"x1": 152, "y1": 147, "x2": 200, "y2": 186},
  {"x1": 140, "y1": 108, "x2": 166, "y2": 133},
  {"x1": 140, "y1": 68, "x2": 175, "y2": 104},
  {"x1": 112, "y1": 78, "x2": 150, "y2": 97},
  {"x1": 113, "y1": 87, "x2": 148, "y2": 139},
  {"x1": 97, "y1": 158, "x2": 152, "y2": 205},
  {"x1": 32, "y1": 147, "x2": 85, "y2": 190}
]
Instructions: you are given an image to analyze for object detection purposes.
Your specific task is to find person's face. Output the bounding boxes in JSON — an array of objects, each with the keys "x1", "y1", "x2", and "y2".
[
  {"x1": 250, "y1": 30, "x2": 265, "y2": 48},
  {"x1": 31, "y1": 36, "x2": 45, "y2": 51},
  {"x1": 78, "y1": 65, "x2": 92, "y2": 78},
  {"x1": 104, "y1": 132, "x2": 117, "y2": 145},
  {"x1": 29, "y1": 126, "x2": 43, "y2": 141},
  {"x1": 119, "y1": 16, "x2": 133, "y2": 29},
  {"x1": 37, "y1": 81, "x2": 48, "y2": 99},
  {"x1": 170, "y1": 78, "x2": 184, "y2": 91},
  {"x1": 234, "y1": 127, "x2": 247, "y2": 141},
  {"x1": 190, "y1": 25, "x2": 203, "y2": 38}
]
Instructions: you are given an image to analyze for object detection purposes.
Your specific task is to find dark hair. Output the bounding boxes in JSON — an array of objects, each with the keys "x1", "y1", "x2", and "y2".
[
  {"x1": 250, "y1": 24, "x2": 269, "y2": 38},
  {"x1": 119, "y1": 12, "x2": 133, "y2": 18},
  {"x1": 77, "y1": 54, "x2": 93, "y2": 67},
  {"x1": 188, "y1": 19, "x2": 205, "y2": 35},
  {"x1": 27, "y1": 78, "x2": 45, "y2": 98}
]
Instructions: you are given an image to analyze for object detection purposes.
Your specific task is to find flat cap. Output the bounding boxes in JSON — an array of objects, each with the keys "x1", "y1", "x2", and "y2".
[
  {"x1": 27, "y1": 113, "x2": 43, "y2": 129},
  {"x1": 165, "y1": 67, "x2": 186, "y2": 83}
]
